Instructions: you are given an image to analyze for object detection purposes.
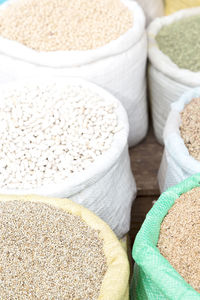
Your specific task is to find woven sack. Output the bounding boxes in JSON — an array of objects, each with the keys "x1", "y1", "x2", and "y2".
[
  {"x1": 131, "y1": 174, "x2": 200, "y2": 300},
  {"x1": 0, "y1": 77, "x2": 136, "y2": 239},
  {"x1": 148, "y1": 7, "x2": 200, "y2": 144},
  {"x1": 158, "y1": 88, "x2": 200, "y2": 193},
  {"x1": 0, "y1": 194, "x2": 130, "y2": 300},
  {"x1": 0, "y1": 0, "x2": 148, "y2": 146},
  {"x1": 165, "y1": 0, "x2": 200, "y2": 15},
  {"x1": 136, "y1": 0, "x2": 164, "y2": 25}
]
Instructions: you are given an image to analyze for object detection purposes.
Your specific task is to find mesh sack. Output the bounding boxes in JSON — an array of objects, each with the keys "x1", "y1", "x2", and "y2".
[{"x1": 131, "y1": 174, "x2": 200, "y2": 300}]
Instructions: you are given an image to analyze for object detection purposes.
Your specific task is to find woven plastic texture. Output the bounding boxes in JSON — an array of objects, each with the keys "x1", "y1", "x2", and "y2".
[
  {"x1": 166, "y1": 0, "x2": 200, "y2": 15},
  {"x1": 131, "y1": 174, "x2": 200, "y2": 300}
]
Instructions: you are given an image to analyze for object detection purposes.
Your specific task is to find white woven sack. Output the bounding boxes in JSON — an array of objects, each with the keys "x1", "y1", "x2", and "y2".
[
  {"x1": 0, "y1": 0, "x2": 148, "y2": 147},
  {"x1": 135, "y1": 0, "x2": 164, "y2": 25},
  {"x1": 158, "y1": 88, "x2": 200, "y2": 193},
  {"x1": 148, "y1": 7, "x2": 200, "y2": 144},
  {"x1": 0, "y1": 77, "x2": 136, "y2": 238}
]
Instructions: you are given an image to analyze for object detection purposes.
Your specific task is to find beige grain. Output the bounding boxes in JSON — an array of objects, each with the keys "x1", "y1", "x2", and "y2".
[
  {"x1": 158, "y1": 187, "x2": 200, "y2": 293},
  {"x1": 0, "y1": 0, "x2": 133, "y2": 51},
  {"x1": 0, "y1": 200, "x2": 107, "y2": 299},
  {"x1": 180, "y1": 97, "x2": 200, "y2": 161}
]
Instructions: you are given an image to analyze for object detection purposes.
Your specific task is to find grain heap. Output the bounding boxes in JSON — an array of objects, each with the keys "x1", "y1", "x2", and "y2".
[
  {"x1": 156, "y1": 15, "x2": 200, "y2": 72},
  {"x1": 0, "y1": 0, "x2": 133, "y2": 51},
  {"x1": 158, "y1": 187, "x2": 200, "y2": 293},
  {"x1": 0, "y1": 81, "x2": 120, "y2": 190},
  {"x1": 0, "y1": 200, "x2": 107, "y2": 299},
  {"x1": 180, "y1": 97, "x2": 200, "y2": 161}
]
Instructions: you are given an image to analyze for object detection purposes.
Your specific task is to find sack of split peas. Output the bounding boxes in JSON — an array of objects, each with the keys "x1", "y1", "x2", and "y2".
[
  {"x1": 131, "y1": 174, "x2": 200, "y2": 300},
  {"x1": 165, "y1": 0, "x2": 200, "y2": 15},
  {"x1": 158, "y1": 88, "x2": 200, "y2": 193},
  {"x1": 148, "y1": 7, "x2": 200, "y2": 144}
]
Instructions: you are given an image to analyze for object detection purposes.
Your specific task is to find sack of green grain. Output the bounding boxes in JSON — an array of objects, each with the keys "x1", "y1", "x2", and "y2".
[
  {"x1": 0, "y1": 194, "x2": 130, "y2": 299},
  {"x1": 165, "y1": 0, "x2": 200, "y2": 15},
  {"x1": 131, "y1": 174, "x2": 200, "y2": 300},
  {"x1": 135, "y1": 0, "x2": 164, "y2": 25},
  {"x1": 158, "y1": 88, "x2": 200, "y2": 193},
  {"x1": 148, "y1": 8, "x2": 200, "y2": 144},
  {"x1": 0, "y1": 0, "x2": 148, "y2": 147},
  {"x1": 0, "y1": 77, "x2": 136, "y2": 238}
]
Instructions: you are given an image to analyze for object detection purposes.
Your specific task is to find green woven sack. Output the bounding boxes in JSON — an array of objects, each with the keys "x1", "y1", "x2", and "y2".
[{"x1": 131, "y1": 174, "x2": 200, "y2": 300}]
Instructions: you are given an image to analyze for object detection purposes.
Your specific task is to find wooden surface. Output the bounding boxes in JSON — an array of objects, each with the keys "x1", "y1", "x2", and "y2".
[{"x1": 129, "y1": 127, "x2": 163, "y2": 247}]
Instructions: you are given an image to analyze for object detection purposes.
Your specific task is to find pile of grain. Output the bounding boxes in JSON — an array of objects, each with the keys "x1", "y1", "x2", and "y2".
[
  {"x1": 0, "y1": 0, "x2": 133, "y2": 51},
  {"x1": 156, "y1": 15, "x2": 200, "y2": 72},
  {"x1": 0, "y1": 200, "x2": 107, "y2": 299},
  {"x1": 0, "y1": 82, "x2": 120, "y2": 190},
  {"x1": 158, "y1": 187, "x2": 200, "y2": 293},
  {"x1": 180, "y1": 98, "x2": 200, "y2": 161}
]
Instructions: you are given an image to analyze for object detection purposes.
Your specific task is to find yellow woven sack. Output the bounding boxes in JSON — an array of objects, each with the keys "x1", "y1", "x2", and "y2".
[
  {"x1": 0, "y1": 194, "x2": 130, "y2": 300},
  {"x1": 165, "y1": 0, "x2": 200, "y2": 15}
]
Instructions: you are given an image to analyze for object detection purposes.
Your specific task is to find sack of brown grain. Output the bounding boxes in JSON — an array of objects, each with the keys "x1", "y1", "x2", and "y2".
[
  {"x1": 148, "y1": 8, "x2": 200, "y2": 144},
  {"x1": 158, "y1": 88, "x2": 200, "y2": 193},
  {"x1": 0, "y1": 0, "x2": 148, "y2": 146},
  {"x1": 132, "y1": 174, "x2": 200, "y2": 300},
  {"x1": 0, "y1": 194, "x2": 130, "y2": 299}
]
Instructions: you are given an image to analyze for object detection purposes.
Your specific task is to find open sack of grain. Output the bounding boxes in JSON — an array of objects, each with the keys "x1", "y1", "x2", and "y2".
[
  {"x1": 135, "y1": 0, "x2": 164, "y2": 25},
  {"x1": 0, "y1": 0, "x2": 148, "y2": 146},
  {"x1": 148, "y1": 7, "x2": 200, "y2": 144},
  {"x1": 131, "y1": 174, "x2": 200, "y2": 300},
  {"x1": 165, "y1": 0, "x2": 200, "y2": 15},
  {"x1": 0, "y1": 77, "x2": 136, "y2": 238},
  {"x1": 158, "y1": 88, "x2": 200, "y2": 193},
  {"x1": 0, "y1": 194, "x2": 130, "y2": 299}
]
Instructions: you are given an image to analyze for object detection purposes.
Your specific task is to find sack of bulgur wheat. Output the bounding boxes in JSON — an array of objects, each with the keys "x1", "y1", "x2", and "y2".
[
  {"x1": 0, "y1": 77, "x2": 136, "y2": 239},
  {"x1": 158, "y1": 88, "x2": 200, "y2": 193},
  {"x1": 135, "y1": 0, "x2": 164, "y2": 25},
  {"x1": 0, "y1": 194, "x2": 130, "y2": 300},
  {"x1": 131, "y1": 174, "x2": 200, "y2": 300},
  {"x1": 148, "y1": 8, "x2": 200, "y2": 144},
  {"x1": 0, "y1": 0, "x2": 148, "y2": 147},
  {"x1": 165, "y1": 0, "x2": 200, "y2": 15}
]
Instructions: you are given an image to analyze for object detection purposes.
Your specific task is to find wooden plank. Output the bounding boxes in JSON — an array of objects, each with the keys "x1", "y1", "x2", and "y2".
[
  {"x1": 130, "y1": 196, "x2": 156, "y2": 247},
  {"x1": 129, "y1": 127, "x2": 163, "y2": 196},
  {"x1": 129, "y1": 126, "x2": 164, "y2": 248}
]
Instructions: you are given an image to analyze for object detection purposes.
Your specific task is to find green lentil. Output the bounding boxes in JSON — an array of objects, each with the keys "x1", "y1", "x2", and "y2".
[{"x1": 156, "y1": 15, "x2": 200, "y2": 72}]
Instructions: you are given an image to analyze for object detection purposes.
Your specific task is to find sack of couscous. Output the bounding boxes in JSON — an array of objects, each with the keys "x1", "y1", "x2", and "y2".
[
  {"x1": 0, "y1": 194, "x2": 130, "y2": 299},
  {"x1": 158, "y1": 88, "x2": 200, "y2": 193},
  {"x1": 131, "y1": 174, "x2": 200, "y2": 300},
  {"x1": 165, "y1": 0, "x2": 200, "y2": 15},
  {"x1": 148, "y1": 7, "x2": 200, "y2": 144}
]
